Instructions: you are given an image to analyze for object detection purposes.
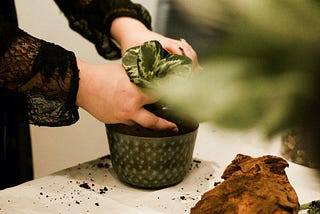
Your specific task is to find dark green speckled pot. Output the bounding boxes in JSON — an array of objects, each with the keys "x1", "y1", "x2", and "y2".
[{"x1": 105, "y1": 110, "x2": 198, "y2": 189}]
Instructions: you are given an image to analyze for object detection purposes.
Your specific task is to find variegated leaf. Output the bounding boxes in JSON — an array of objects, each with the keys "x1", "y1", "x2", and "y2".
[{"x1": 122, "y1": 40, "x2": 192, "y2": 88}]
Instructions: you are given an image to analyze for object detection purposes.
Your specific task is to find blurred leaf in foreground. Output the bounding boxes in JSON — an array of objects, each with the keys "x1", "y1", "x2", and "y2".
[{"x1": 157, "y1": 0, "x2": 320, "y2": 138}]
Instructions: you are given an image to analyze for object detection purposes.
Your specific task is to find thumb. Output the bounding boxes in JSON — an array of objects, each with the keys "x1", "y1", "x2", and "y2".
[{"x1": 132, "y1": 108, "x2": 178, "y2": 132}]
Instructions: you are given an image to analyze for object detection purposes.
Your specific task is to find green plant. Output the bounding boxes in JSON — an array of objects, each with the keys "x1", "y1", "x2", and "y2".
[
  {"x1": 122, "y1": 40, "x2": 192, "y2": 89},
  {"x1": 300, "y1": 200, "x2": 320, "y2": 214},
  {"x1": 157, "y1": 0, "x2": 320, "y2": 138}
]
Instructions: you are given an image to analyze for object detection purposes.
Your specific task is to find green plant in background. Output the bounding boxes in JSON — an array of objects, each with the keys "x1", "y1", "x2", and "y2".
[
  {"x1": 122, "y1": 40, "x2": 192, "y2": 89},
  {"x1": 300, "y1": 200, "x2": 320, "y2": 214},
  {"x1": 156, "y1": 0, "x2": 320, "y2": 139}
]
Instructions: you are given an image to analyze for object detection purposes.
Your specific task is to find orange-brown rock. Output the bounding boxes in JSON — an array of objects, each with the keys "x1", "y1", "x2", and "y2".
[{"x1": 191, "y1": 154, "x2": 299, "y2": 214}]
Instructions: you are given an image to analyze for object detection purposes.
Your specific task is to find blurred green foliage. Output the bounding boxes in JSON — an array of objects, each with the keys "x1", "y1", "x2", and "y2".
[
  {"x1": 300, "y1": 200, "x2": 320, "y2": 214},
  {"x1": 157, "y1": 0, "x2": 320, "y2": 138}
]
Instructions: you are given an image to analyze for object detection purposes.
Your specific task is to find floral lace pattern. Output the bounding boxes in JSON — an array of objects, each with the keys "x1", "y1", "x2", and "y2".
[
  {"x1": 0, "y1": 28, "x2": 79, "y2": 126},
  {"x1": 0, "y1": 0, "x2": 151, "y2": 127},
  {"x1": 54, "y1": 0, "x2": 152, "y2": 59},
  {"x1": 0, "y1": 31, "x2": 41, "y2": 90}
]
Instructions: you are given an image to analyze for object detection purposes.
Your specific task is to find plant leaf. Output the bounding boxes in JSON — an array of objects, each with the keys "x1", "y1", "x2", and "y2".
[
  {"x1": 136, "y1": 40, "x2": 164, "y2": 85},
  {"x1": 122, "y1": 45, "x2": 140, "y2": 85},
  {"x1": 122, "y1": 40, "x2": 192, "y2": 88}
]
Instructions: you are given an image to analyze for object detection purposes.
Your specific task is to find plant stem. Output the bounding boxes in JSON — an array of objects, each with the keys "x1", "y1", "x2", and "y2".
[{"x1": 299, "y1": 202, "x2": 311, "y2": 210}]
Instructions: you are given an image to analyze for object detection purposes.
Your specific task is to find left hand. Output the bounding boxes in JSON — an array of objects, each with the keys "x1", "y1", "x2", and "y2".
[{"x1": 110, "y1": 17, "x2": 198, "y2": 68}]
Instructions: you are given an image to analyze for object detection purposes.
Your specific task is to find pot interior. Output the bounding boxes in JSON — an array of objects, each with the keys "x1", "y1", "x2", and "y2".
[{"x1": 107, "y1": 108, "x2": 198, "y2": 137}]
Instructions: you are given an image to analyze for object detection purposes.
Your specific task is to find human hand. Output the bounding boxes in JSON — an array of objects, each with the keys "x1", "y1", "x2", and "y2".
[
  {"x1": 75, "y1": 59, "x2": 178, "y2": 131},
  {"x1": 110, "y1": 17, "x2": 198, "y2": 69}
]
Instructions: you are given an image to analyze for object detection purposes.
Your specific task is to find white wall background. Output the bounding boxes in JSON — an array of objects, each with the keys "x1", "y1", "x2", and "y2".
[{"x1": 15, "y1": 0, "x2": 159, "y2": 178}]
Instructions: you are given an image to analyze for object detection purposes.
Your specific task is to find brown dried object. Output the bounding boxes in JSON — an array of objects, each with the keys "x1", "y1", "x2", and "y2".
[{"x1": 191, "y1": 154, "x2": 299, "y2": 214}]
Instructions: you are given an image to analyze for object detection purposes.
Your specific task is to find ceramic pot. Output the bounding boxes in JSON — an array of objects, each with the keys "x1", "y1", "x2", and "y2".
[{"x1": 105, "y1": 108, "x2": 199, "y2": 189}]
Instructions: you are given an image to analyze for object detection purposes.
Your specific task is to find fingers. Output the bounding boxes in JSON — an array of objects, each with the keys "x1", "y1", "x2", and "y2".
[
  {"x1": 179, "y1": 39, "x2": 199, "y2": 69},
  {"x1": 132, "y1": 108, "x2": 179, "y2": 132},
  {"x1": 133, "y1": 87, "x2": 176, "y2": 131},
  {"x1": 131, "y1": 83, "x2": 159, "y2": 106},
  {"x1": 164, "y1": 41, "x2": 185, "y2": 56},
  {"x1": 162, "y1": 38, "x2": 199, "y2": 70}
]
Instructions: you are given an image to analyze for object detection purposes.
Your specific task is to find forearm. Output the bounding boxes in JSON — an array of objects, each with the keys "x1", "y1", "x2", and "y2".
[{"x1": 110, "y1": 17, "x2": 152, "y2": 52}]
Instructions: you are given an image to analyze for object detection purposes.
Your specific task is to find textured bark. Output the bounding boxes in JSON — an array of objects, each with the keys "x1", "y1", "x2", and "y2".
[{"x1": 191, "y1": 154, "x2": 299, "y2": 214}]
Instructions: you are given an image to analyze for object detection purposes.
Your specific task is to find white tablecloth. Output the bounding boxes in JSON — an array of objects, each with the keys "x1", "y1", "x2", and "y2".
[{"x1": 1, "y1": 123, "x2": 319, "y2": 214}]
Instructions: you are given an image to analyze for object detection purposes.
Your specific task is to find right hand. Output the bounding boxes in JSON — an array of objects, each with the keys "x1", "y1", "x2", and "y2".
[
  {"x1": 110, "y1": 17, "x2": 198, "y2": 69},
  {"x1": 75, "y1": 59, "x2": 178, "y2": 131}
]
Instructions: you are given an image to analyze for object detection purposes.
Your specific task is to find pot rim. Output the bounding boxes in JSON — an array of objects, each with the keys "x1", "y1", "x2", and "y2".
[{"x1": 105, "y1": 123, "x2": 199, "y2": 140}]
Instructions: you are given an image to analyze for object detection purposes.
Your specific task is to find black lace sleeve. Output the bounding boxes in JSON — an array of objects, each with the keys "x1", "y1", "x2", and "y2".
[
  {"x1": 53, "y1": 0, "x2": 152, "y2": 59},
  {"x1": 0, "y1": 20, "x2": 80, "y2": 126},
  {"x1": 0, "y1": 0, "x2": 152, "y2": 127}
]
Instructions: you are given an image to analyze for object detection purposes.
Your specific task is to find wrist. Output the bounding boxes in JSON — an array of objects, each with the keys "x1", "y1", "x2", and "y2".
[
  {"x1": 110, "y1": 17, "x2": 150, "y2": 52},
  {"x1": 75, "y1": 58, "x2": 90, "y2": 108}
]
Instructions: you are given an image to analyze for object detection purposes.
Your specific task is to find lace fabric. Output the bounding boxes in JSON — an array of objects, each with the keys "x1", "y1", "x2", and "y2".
[
  {"x1": 54, "y1": 0, "x2": 152, "y2": 59},
  {"x1": 0, "y1": 27, "x2": 80, "y2": 126},
  {"x1": 0, "y1": 0, "x2": 151, "y2": 127}
]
